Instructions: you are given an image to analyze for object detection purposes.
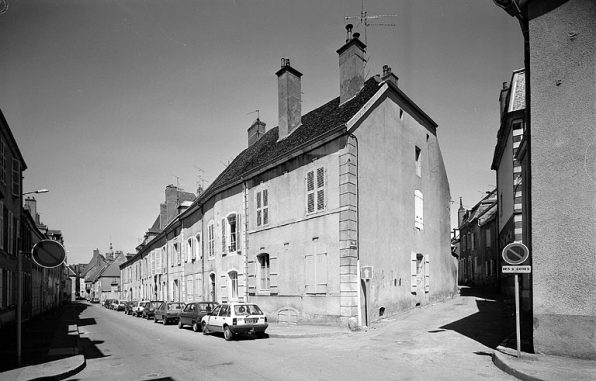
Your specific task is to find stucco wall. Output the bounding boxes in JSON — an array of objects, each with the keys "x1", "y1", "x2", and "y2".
[
  {"x1": 353, "y1": 93, "x2": 455, "y2": 322},
  {"x1": 529, "y1": 0, "x2": 596, "y2": 359}
]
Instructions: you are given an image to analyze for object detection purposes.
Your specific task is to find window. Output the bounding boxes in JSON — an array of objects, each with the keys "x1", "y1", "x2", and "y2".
[
  {"x1": 7, "y1": 211, "x2": 13, "y2": 255},
  {"x1": 410, "y1": 252, "x2": 430, "y2": 294},
  {"x1": 187, "y1": 238, "x2": 193, "y2": 262},
  {"x1": 0, "y1": 201, "x2": 3, "y2": 250},
  {"x1": 227, "y1": 214, "x2": 238, "y2": 252},
  {"x1": 12, "y1": 159, "x2": 20, "y2": 196},
  {"x1": 257, "y1": 254, "x2": 270, "y2": 291},
  {"x1": 186, "y1": 277, "x2": 193, "y2": 302},
  {"x1": 414, "y1": 190, "x2": 424, "y2": 230},
  {"x1": 485, "y1": 229, "x2": 491, "y2": 248},
  {"x1": 471, "y1": 233, "x2": 476, "y2": 251},
  {"x1": 256, "y1": 189, "x2": 269, "y2": 227},
  {"x1": 174, "y1": 242, "x2": 180, "y2": 265},
  {"x1": 228, "y1": 271, "x2": 238, "y2": 300},
  {"x1": 151, "y1": 250, "x2": 155, "y2": 275},
  {"x1": 0, "y1": 141, "x2": 5, "y2": 184},
  {"x1": 305, "y1": 241, "x2": 327, "y2": 294},
  {"x1": 306, "y1": 167, "x2": 325, "y2": 214},
  {"x1": 415, "y1": 147, "x2": 422, "y2": 177},
  {"x1": 208, "y1": 221, "x2": 215, "y2": 258},
  {"x1": 467, "y1": 232, "x2": 471, "y2": 250}
]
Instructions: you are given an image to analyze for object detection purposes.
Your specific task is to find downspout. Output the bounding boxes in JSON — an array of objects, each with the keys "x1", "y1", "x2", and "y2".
[
  {"x1": 242, "y1": 178, "x2": 249, "y2": 302},
  {"x1": 349, "y1": 133, "x2": 362, "y2": 327}
]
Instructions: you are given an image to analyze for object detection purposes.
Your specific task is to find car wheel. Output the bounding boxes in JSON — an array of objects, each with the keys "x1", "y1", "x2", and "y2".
[
  {"x1": 224, "y1": 326, "x2": 233, "y2": 341},
  {"x1": 178, "y1": 321, "x2": 183, "y2": 329},
  {"x1": 202, "y1": 322, "x2": 209, "y2": 335},
  {"x1": 162, "y1": 318, "x2": 167, "y2": 325},
  {"x1": 154, "y1": 316, "x2": 159, "y2": 323},
  {"x1": 192, "y1": 322, "x2": 200, "y2": 332}
]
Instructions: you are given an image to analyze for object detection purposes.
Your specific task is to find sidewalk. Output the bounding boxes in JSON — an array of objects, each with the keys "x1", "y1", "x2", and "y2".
[
  {"x1": 0, "y1": 302, "x2": 85, "y2": 381},
  {"x1": 493, "y1": 337, "x2": 596, "y2": 381}
]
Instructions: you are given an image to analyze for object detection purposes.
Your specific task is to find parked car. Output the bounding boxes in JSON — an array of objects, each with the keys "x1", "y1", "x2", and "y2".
[
  {"x1": 103, "y1": 299, "x2": 115, "y2": 309},
  {"x1": 201, "y1": 303, "x2": 268, "y2": 341},
  {"x1": 154, "y1": 302, "x2": 185, "y2": 325},
  {"x1": 112, "y1": 300, "x2": 127, "y2": 311},
  {"x1": 124, "y1": 301, "x2": 136, "y2": 315},
  {"x1": 179, "y1": 301, "x2": 218, "y2": 332},
  {"x1": 90, "y1": 297, "x2": 100, "y2": 304},
  {"x1": 142, "y1": 300, "x2": 163, "y2": 320},
  {"x1": 133, "y1": 300, "x2": 149, "y2": 317}
]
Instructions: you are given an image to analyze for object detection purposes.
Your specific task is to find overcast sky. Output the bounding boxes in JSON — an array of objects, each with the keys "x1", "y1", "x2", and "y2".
[{"x1": 0, "y1": 0, "x2": 523, "y2": 265}]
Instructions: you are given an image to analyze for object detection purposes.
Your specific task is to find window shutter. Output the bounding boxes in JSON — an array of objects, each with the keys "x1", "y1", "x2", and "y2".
[
  {"x1": 0, "y1": 201, "x2": 3, "y2": 250},
  {"x1": 263, "y1": 189, "x2": 269, "y2": 225},
  {"x1": 424, "y1": 254, "x2": 430, "y2": 293},
  {"x1": 305, "y1": 255, "x2": 315, "y2": 293},
  {"x1": 306, "y1": 171, "x2": 315, "y2": 213},
  {"x1": 247, "y1": 259, "x2": 256, "y2": 293},
  {"x1": 156, "y1": 249, "x2": 162, "y2": 274},
  {"x1": 221, "y1": 219, "x2": 226, "y2": 253},
  {"x1": 410, "y1": 252, "x2": 418, "y2": 293},
  {"x1": 235, "y1": 214, "x2": 241, "y2": 252},
  {"x1": 316, "y1": 167, "x2": 325, "y2": 211},
  {"x1": 315, "y1": 242, "x2": 327, "y2": 293},
  {"x1": 270, "y1": 256, "x2": 278, "y2": 294},
  {"x1": 220, "y1": 274, "x2": 227, "y2": 302}
]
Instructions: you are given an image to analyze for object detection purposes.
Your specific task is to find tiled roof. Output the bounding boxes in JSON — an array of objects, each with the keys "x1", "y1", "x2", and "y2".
[{"x1": 198, "y1": 77, "x2": 381, "y2": 201}]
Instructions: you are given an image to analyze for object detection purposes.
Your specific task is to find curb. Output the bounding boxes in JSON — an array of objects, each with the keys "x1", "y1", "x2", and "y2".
[
  {"x1": 268, "y1": 331, "x2": 350, "y2": 339},
  {"x1": 492, "y1": 347, "x2": 542, "y2": 381}
]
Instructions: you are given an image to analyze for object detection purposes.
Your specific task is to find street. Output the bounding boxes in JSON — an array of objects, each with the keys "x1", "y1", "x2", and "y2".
[{"x1": 66, "y1": 288, "x2": 515, "y2": 381}]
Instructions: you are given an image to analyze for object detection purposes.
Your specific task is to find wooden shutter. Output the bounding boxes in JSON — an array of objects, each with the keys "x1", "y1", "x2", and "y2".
[
  {"x1": 305, "y1": 255, "x2": 315, "y2": 293},
  {"x1": 155, "y1": 249, "x2": 162, "y2": 274},
  {"x1": 424, "y1": 254, "x2": 430, "y2": 293},
  {"x1": 221, "y1": 219, "x2": 226, "y2": 254},
  {"x1": 306, "y1": 171, "x2": 315, "y2": 213},
  {"x1": 220, "y1": 274, "x2": 227, "y2": 302},
  {"x1": 235, "y1": 214, "x2": 241, "y2": 252},
  {"x1": 262, "y1": 189, "x2": 269, "y2": 225},
  {"x1": 270, "y1": 255, "x2": 278, "y2": 294},
  {"x1": 410, "y1": 252, "x2": 418, "y2": 293},
  {"x1": 247, "y1": 259, "x2": 256, "y2": 293},
  {"x1": 315, "y1": 242, "x2": 327, "y2": 293},
  {"x1": 316, "y1": 167, "x2": 325, "y2": 211}
]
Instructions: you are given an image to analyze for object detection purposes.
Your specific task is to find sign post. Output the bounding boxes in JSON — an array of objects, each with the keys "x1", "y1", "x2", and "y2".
[
  {"x1": 361, "y1": 266, "x2": 373, "y2": 326},
  {"x1": 501, "y1": 242, "x2": 530, "y2": 358}
]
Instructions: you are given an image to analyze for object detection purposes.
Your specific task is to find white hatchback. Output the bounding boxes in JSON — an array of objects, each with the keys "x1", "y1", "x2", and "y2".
[{"x1": 201, "y1": 303, "x2": 268, "y2": 341}]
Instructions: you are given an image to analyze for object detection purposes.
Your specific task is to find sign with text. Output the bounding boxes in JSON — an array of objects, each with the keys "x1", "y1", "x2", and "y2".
[
  {"x1": 502, "y1": 265, "x2": 531, "y2": 274},
  {"x1": 361, "y1": 266, "x2": 373, "y2": 280}
]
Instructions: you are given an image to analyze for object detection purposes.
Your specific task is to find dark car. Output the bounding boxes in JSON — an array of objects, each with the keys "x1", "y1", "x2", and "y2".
[
  {"x1": 154, "y1": 302, "x2": 185, "y2": 325},
  {"x1": 125, "y1": 301, "x2": 136, "y2": 315},
  {"x1": 103, "y1": 299, "x2": 115, "y2": 309},
  {"x1": 142, "y1": 300, "x2": 163, "y2": 320},
  {"x1": 179, "y1": 301, "x2": 219, "y2": 332}
]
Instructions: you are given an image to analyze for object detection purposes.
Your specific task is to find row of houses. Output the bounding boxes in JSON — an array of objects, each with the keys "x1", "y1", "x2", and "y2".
[
  {"x1": 456, "y1": 0, "x2": 595, "y2": 360},
  {"x1": 0, "y1": 110, "x2": 70, "y2": 330},
  {"x1": 119, "y1": 29, "x2": 458, "y2": 327}
]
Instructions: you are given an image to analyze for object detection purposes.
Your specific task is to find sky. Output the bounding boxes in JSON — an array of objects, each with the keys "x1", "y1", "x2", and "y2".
[{"x1": 0, "y1": 0, "x2": 524, "y2": 265}]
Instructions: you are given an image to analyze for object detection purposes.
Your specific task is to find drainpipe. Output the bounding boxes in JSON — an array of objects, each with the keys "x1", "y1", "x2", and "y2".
[
  {"x1": 349, "y1": 133, "x2": 362, "y2": 326},
  {"x1": 242, "y1": 178, "x2": 249, "y2": 302}
]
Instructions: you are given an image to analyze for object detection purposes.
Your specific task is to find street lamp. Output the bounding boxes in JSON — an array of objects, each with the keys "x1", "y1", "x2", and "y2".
[
  {"x1": 18, "y1": 188, "x2": 49, "y2": 366},
  {"x1": 23, "y1": 188, "x2": 49, "y2": 196}
]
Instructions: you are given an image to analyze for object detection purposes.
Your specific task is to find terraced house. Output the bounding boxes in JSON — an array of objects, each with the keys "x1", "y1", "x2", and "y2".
[{"x1": 121, "y1": 31, "x2": 456, "y2": 326}]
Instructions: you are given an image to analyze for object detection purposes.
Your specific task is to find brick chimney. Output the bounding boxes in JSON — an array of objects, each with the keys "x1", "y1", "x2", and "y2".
[
  {"x1": 381, "y1": 65, "x2": 399, "y2": 87},
  {"x1": 276, "y1": 58, "x2": 302, "y2": 140},
  {"x1": 337, "y1": 24, "x2": 366, "y2": 105},
  {"x1": 248, "y1": 118, "x2": 266, "y2": 147}
]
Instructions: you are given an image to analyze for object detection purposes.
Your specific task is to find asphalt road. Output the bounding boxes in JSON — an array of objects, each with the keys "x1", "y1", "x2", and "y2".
[{"x1": 67, "y1": 290, "x2": 516, "y2": 381}]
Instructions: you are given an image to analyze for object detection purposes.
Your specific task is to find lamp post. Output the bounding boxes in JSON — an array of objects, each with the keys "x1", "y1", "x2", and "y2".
[{"x1": 18, "y1": 188, "x2": 49, "y2": 366}]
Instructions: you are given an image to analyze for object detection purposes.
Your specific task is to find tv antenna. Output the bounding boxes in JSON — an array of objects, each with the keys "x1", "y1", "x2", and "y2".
[
  {"x1": 344, "y1": 0, "x2": 397, "y2": 47},
  {"x1": 247, "y1": 109, "x2": 260, "y2": 121},
  {"x1": 194, "y1": 166, "x2": 207, "y2": 190}
]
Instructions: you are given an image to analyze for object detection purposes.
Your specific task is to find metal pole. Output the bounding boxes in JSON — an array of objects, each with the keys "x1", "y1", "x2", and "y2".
[
  {"x1": 515, "y1": 274, "x2": 521, "y2": 358},
  {"x1": 17, "y1": 251, "x2": 22, "y2": 366},
  {"x1": 365, "y1": 279, "x2": 370, "y2": 327}
]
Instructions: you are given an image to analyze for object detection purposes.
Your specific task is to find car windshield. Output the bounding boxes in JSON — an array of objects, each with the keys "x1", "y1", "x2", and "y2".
[
  {"x1": 234, "y1": 304, "x2": 263, "y2": 316},
  {"x1": 168, "y1": 303, "x2": 183, "y2": 309},
  {"x1": 131, "y1": 301, "x2": 138, "y2": 306},
  {"x1": 198, "y1": 304, "x2": 215, "y2": 312}
]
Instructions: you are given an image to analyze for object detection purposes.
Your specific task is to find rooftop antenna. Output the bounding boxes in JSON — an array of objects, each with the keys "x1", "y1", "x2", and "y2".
[
  {"x1": 194, "y1": 166, "x2": 207, "y2": 192},
  {"x1": 171, "y1": 174, "x2": 184, "y2": 203},
  {"x1": 247, "y1": 109, "x2": 260, "y2": 121},
  {"x1": 344, "y1": 0, "x2": 397, "y2": 47}
]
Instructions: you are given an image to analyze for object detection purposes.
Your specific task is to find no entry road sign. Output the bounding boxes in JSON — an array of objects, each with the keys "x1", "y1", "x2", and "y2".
[
  {"x1": 32, "y1": 240, "x2": 66, "y2": 268},
  {"x1": 502, "y1": 242, "x2": 529, "y2": 265}
]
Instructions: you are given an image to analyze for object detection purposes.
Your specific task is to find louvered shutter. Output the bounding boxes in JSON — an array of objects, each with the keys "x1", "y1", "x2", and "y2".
[
  {"x1": 316, "y1": 167, "x2": 325, "y2": 211},
  {"x1": 270, "y1": 255, "x2": 278, "y2": 294},
  {"x1": 411, "y1": 252, "x2": 418, "y2": 293},
  {"x1": 262, "y1": 189, "x2": 269, "y2": 225},
  {"x1": 156, "y1": 249, "x2": 162, "y2": 274},
  {"x1": 221, "y1": 219, "x2": 226, "y2": 253},
  {"x1": 235, "y1": 214, "x2": 241, "y2": 252},
  {"x1": 220, "y1": 274, "x2": 227, "y2": 302},
  {"x1": 424, "y1": 254, "x2": 430, "y2": 293},
  {"x1": 306, "y1": 171, "x2": 315, "y2": 213}
]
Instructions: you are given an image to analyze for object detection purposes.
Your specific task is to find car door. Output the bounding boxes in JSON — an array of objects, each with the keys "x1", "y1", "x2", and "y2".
[
  {"x1": 181, "y1": 303, "x2": 192, "y2": 325},
  {"x1": 214, "y1": 304, "x2": 230, "y2": 333},
  {"x1": 206, "y1": 305, "x2": 221, "y2": 331}
]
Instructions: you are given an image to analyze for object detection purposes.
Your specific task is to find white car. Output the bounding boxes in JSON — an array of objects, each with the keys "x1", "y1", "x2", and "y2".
[{"x1": 201, "y1": 303, "x2": 268, "y2": 341}]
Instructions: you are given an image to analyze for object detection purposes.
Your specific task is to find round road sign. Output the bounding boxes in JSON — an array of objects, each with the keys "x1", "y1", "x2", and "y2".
[
  {"x1": 32, "y1": 240, "x2": 66, "y2": 268},
  {"x1": 502, "y1": 242, "x2": 529, "y2": 265}
]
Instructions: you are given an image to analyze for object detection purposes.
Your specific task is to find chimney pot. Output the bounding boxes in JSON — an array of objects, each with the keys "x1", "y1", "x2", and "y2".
[
  {"x1": 353, "y1": 32, "x2": 360, "y2": 39},
  {"x1": 276, "y1": 59, "x2": 302, "y2": 140},
  {"x1": 337, "y1": 28, "x2": 367, "y2": 104}
]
